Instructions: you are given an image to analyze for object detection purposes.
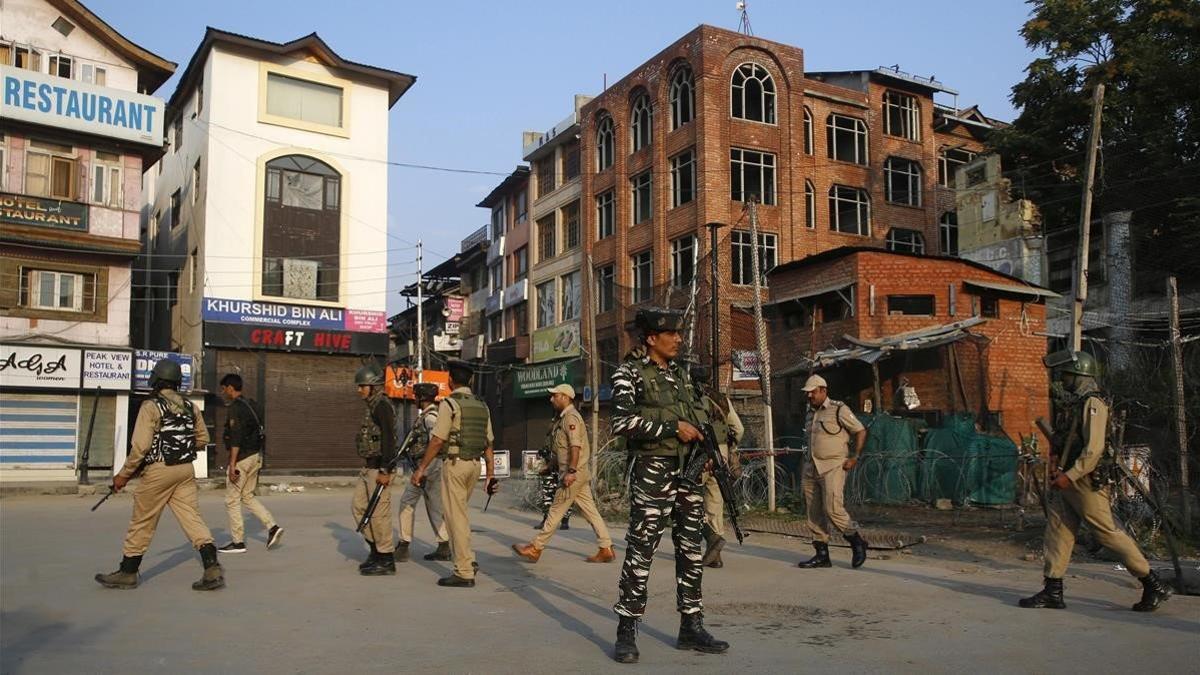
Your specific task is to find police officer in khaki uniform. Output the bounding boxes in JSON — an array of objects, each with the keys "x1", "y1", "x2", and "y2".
[
  {"x1": 1020, "y1": 351, "x2": 1171, "y2": 612},
  {"x1": 512, "y1": 384, "x2": 615, "y2": 563},
  {"x1": 351, "y1": 364, "x2": 397, "y2": 576},
  {"x1": 689, "y1": 365, "x2": 744, "y2": 569},
  {"x1": 796, "y1": 374, "x2": 869, "y2": 569},
  {"x1": 394, "y1": 382, "x2": 451, "y2": 563},
  {"x1": 411, "y1": 359, "x2": 498, "y2": 588},
  {"x1": 95, "y1": 360, "x2": 225, "y2": 591}
]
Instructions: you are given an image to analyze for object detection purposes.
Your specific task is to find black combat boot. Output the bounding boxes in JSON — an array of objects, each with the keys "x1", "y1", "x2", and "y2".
[
  {"x1": 797, "y1": 542, "x2": 832, "y2": 568},
  {"x1": 560, "y1": 515, "x2": 571, "y2": 531},
  {"x1": 614, "y1": 616, "x2": 639, "y2": 664},
  {"x1": 1019, "y1": 577, "x2": 1065, "y2": 609},
  {"x1": 845, "y1": 531, "x2": 868, "y2": 569},
  {"x1": 424, "y1": 541, "x2": 452, "y2": 561},
  {"x1": 95, "y1": 555, "x2": 143, "y2": 589},
  {"x1": 677, "y1": 612, "x2": 729, "y2": 654},
  {"x1": 1132, "y1": 571, "x2": 1172, "y2": 612},
  {"x1": 360, "y1": 542, "x2": 380, "y2": 570},
  {"x1": 701, "y1": 523, "x2": 726, "y2": 568},
  {"x1": 361, "y1": 553, "x2": 397, "y2": 576},
  {"x1": 394, "y1": 541, "x2": 411, "y2": 563},
  {"x1": 192, "y1": 543, "x2": 225, "y2": 591}
]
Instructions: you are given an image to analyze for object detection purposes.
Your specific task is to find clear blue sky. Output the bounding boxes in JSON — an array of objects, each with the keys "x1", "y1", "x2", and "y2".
[{"x1": 87, "y1": 0, "x2": 1039, "y2": 315}]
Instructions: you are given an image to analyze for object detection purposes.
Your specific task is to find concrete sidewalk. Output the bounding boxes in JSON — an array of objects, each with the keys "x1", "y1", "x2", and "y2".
[{"x1": 1, "y1": 489, "x2": 1196, "y2": 674}]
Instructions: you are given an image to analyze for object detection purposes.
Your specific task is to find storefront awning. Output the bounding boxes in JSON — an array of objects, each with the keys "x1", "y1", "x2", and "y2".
[{"x1": 766, "y1": 281, "x2": 854, "y2": 306}]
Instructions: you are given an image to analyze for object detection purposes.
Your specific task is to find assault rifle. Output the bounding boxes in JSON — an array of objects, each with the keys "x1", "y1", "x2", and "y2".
[
  {"x1": 356, "y1": 426, "x2": 422, "y2": 533},
  {"x1": 683, "y1": 423, "x2": 747, "y2": 544}
]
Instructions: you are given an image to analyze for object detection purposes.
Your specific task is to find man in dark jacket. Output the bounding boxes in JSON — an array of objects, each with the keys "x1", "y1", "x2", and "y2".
[{"x1": 217, "y1": 373, "x2": 282, "y2": 554}]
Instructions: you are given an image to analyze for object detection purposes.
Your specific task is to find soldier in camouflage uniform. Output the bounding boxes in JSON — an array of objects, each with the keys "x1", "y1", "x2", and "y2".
[
  {"x1": 536, "y1": 469, "x2": 573, "y2": 531},
  {"x1": 1020, "y1": 351, "x2": 1171, "y2": 612},
  {"x1": 394, "y1": 382, "x2": 451, "y2": 563},
  {"x1": 610, "y1": 308, "x2": 729, "y2": 664}
]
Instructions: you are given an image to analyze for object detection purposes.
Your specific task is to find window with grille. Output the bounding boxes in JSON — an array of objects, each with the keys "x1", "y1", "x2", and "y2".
[
  {"x1": 885, "y1": 228, "x2": 925, "y2": 254},
  {"x1": 596, "y1": 114, "x2": 615, "y2": 171},
  {"x1": 596, "y1": 264, "x2": 615, "y2": 312},
  {"x1": 939, "y1": 148, "x2": 976, "y2": 187},
  {"x1": 939, "y1": 212, "x2": 959, "y2": 255},
  {"x1": 670, "y1": 235, "x2": 697, "y2": 288},
  {"x1": 631, "y1": 171, "x2": 652, "y2": 224},
  {"x1": 632, "y1": 251, "x2": 653, "y2": 304},
  {"x1": 563, "y1": 201, "x2": 580, "y2": 250},
  {"x1": 670, "y1": 66, "x2": 694, "y2": 129},
  {"x1": 670, "y1": 149, "x2": 695, "y2": 208},
  {"x1": 630, "y1": 92, "x2": 653, "y2": 152},
  {"x1": 884, "y1": 91, "x2": 920, "y2": 141},
  {"x1": 826, "y1": 114, "x2": 868, "y2": 165},
  {"x1": 885, "y1": 157, "x2": 923, "y2": 206},
  {"x1": 731, "y1": 63, "x2": 776, "y2": 124},
  {"x1": 596, "y1": 190, "x2": 615, "y2": 239},
  {"x1": 730, "y1": 230, "x2": 777, "y2": 286},
  {"x1": 538, "y1": 215, "x2": 556, "y2": 262},
  {"x1": 537, "y1": 156, "x2": 555, "y2": 199},
  {"x1": 829, "y1": 185, "x2": 870, "y2": 236},
  {"x1": 562, "y1": 140, "x2": 581, "y2": 181},
  {"x1": 730, "y1": 148, "x2": 776, "y2": 205}
]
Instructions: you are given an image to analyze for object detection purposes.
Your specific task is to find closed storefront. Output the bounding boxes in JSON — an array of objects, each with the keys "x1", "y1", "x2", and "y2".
[{"x1": 0, "y1": 393, "x2": 78, "y2": 470}]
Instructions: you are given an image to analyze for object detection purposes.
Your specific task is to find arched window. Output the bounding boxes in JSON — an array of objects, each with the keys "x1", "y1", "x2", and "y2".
[
  {"x1": 596, "y1": 114, "x2": 614, "y2": 171},
  {"x1": 630, "y1": 91, "x2": 652, "y2": 152},
  {"x1": 803, "y1": 107, "x2": 813, "y2": 155},
  {"x1": 669, "y1": 66, "x2": 694, "y2": 130},
  {"x1": 805, "y1": 180, "x2": 815, "y2": 229},
  {"x1": 262, "y1": 154, "x2": 341, "y2": 301},
  {"x1": 731, "y1": 63, "x2": 776, "y2": 124}
]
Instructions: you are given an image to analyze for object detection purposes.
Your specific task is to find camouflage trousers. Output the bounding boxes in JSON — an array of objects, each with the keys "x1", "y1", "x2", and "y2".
[
  {"x1": 540, "y1": 473, "x2": 573, "y2": 522},
  {"x1": 614, "y1": 456, "x2": 705, "y2": 618}
]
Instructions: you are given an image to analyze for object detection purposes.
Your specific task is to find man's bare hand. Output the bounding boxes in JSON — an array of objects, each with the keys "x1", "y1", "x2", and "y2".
[
  {"x1": 112, "y1": 475, "x2": 129, "y2": 492},
  {"x1": 676, "y1": 421, "x2": 703, "y2": 443},
  {"x1": 376, "y1": 471, "x2": 392, "y2": 487},
  {"x1": 1050, "y1": 472, "x2": 1072, "y2": 491}
]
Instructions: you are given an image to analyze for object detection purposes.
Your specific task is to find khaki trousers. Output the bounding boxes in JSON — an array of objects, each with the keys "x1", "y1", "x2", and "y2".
[
  {"x1": 1043, "y1": 483, "x2": 1150, "y2": 578},
  {"x1": 701, "y1": 443, "x2": 730, "y2": 537},
  {"x1": 398, "y1": 457, "x2": 448, "y2": 544},
  {"x1": 225, "y1": 453, "x2": 275, "y2": 542},
  {"x1": 122, "y1": 462, "x2": 214, "y2": 556},
  {"x1": 351, "y1": 468, "x2": 394, "y2": 554},
  {"x1": 532, "y1": 470, "x2": 612, "y2": 551},
  {"x1": 801, "y1": 459, "x2": 855, "y2": 542},
  {"x1": 440, "y1": 457, "x2": 480, "y2": 579}
]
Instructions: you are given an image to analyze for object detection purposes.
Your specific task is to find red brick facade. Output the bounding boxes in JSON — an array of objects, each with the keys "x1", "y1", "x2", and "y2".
[
  {"x1": 579, "y1": 25, "x2": 988, "y2": 375},
  {"x1": 767, "y1": 248, "x2": 1051, "y2": 444}
]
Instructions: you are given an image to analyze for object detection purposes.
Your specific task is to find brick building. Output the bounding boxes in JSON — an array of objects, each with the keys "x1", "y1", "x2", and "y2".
[
  {"x1": 578, "y1": 24, "x2": 996, "y2": 387},
  {"x1": 766, "y1": 247, "x2": 1056, "y2": 445}
]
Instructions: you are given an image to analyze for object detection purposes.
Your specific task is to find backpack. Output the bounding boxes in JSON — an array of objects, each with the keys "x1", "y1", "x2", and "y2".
[{"x1": 150, "y1": 395, "x2": 198, "y2": 466}]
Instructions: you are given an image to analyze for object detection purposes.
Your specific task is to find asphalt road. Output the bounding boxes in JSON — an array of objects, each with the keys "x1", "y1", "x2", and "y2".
[{"x1": 1, "y1": 489, "x2": 1196, "y2": 674}]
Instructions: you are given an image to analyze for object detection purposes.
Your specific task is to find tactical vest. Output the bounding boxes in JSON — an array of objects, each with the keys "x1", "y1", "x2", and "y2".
[
  {"x1": 1059, "y1": 392, "x2": 1117, "y2": 484},
  {"x1": 414, "y1": 406, "x2": 438, "y2": 449},
  {"x1": 630, "y1": 360, "x2": 709, "y2": 458},
  {"x1": 445, "y1": 391, "x2": 489, "y2": 460},
  {"x1": 356, "y1": 394, "x2": 385, "y2": 459},
  {"x1": 149, "y1": 395, "x2": 197, "y2": 466}
]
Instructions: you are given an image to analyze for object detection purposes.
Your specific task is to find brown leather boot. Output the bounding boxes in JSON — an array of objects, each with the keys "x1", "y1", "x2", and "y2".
[
  {"x1": 512, "y1": 543, "x2": 542, "y2": 563},
  {"x1": 585, "y1": 547, "x2": 616, "y2": 563}
]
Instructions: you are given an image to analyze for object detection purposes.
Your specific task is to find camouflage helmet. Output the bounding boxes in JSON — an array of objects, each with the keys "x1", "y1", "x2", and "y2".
[
  {"x1": 1060, "y1": 351, "x2": 1101, "y2": 378},
  {"x1": 149, "y1": 359, "x2": 183, "y2": 389},
  {"x1": 634, "y1": 308, "x2": 685, "y2": 335},
  {"x1": 354, "y1": 364, "x2": 384, "y2": 386}
]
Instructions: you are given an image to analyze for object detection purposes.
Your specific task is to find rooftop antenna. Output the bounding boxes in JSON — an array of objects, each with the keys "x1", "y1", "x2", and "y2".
[{"x1": 737, "y1": 1, "x2": 753, "y2": 36}]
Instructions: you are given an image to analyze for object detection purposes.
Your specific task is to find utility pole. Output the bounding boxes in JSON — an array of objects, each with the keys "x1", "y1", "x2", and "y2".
[
  {"x1": 416, "y1": 240, "x2": 424, "y2": 382},
  {"x1": 747, "y1": 198, "x2": 776, "y2": 511},
  {"x1": 1071, "y1": 83, "x2": 1105, "y2": 352},
  {"x1": 705, "y1": 222, "x2": 726, "y2": 379},
  {"x1": 585, "y1": 254, "x2": 600, "y2": 483},
  {"x1": 1168, "y1": 276, "x2": 1191, "y2": 533}
]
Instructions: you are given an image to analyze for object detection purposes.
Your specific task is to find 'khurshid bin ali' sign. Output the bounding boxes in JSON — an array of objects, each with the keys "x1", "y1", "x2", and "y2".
[
  {"x1": 1, "y1": 65, "x2": 164, "y2": 146},
  {"x1": 0, "y1": 193, "x2": 87, "y2": 231}
]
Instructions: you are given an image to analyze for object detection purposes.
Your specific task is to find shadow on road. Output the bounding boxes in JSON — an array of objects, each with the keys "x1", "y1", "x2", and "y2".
[
  {"x1": 324, "y1": 521, "x2": 366, "y2": 562},
  {"x1": 139, "y1": 542, "x2": 199, "y2": 582},
  {"x1": 0, "y1": 609, "x2": 111, "y2": 674}
]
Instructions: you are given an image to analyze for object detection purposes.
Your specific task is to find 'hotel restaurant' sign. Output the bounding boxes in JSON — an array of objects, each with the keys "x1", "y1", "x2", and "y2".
[
  {"x1": 1, "y1": 65, "x2": 164, "y2": 146},
  {"x1": 0, "y1": 193, "x2": 88, "y2": 232}
]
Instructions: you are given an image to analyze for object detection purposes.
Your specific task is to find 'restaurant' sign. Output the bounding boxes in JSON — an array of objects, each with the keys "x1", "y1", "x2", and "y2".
[
  {"x1": 1, "y1": 65, "x2": 164, "y2": 146},
  {"x1": 0, "y1": 192, "x2": 88, "y2": 231},
  {"x1": 204, "y1": 322, "x2": 388, "y2": 355}
]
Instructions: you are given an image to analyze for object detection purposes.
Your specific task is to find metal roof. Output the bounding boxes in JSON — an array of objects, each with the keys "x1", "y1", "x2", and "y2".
[{"x1": 963, "y1": 279, "x2": 1061, "y2": 300}]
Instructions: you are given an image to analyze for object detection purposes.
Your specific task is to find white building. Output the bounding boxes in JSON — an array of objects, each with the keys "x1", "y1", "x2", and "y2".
[
  {"x1": 139, "y1": 28, "x2": 414, "y2": 470},
  {"x1": 0, "y1": 0, "x2": 174, "y2": 483}
]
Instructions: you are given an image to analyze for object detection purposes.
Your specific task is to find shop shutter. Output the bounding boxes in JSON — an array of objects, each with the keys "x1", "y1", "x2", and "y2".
[{"x1": 0, "y1": 393, "x2": 78, "y2": 468}]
